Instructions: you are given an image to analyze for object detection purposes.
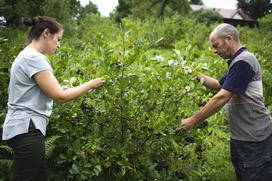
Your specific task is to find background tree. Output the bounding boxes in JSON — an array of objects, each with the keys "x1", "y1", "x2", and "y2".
[
  {"x1": 1, "y1": 1, "x2": 272, "y2": 180},
  {"x1": 188, "y1": 0, "x2": 203, "y2": 5},
  {"x1": 68, "y1": 0, "x2": 82, "y2": 19},
  {"x1": 237, "y1": 0, "x2": 272, "y2": 19},
  {"x1": 259, "y1": 13, "x2": 272, "y2": 30},
  {"x1": 192, "y1": 9, "x2": 223, "y2": 25},
  {"x1": 0, "y1": 0, "x2": 97, "y2": 26},
  {"x1": 0, "y1": 0, "x2": 44, "y2": 26},
  {"x1": 114, "y1": 0, "x2": 190, "y2": 20},
  {"x1": 78, "y1": 1, "x2": 100, "y2": 20},
  {"x1": 41, "y1": 0, "x2": 71, "y2": 23},
  {"x1": 114, "y1": 0, "x2": 132, "y2": 22}
]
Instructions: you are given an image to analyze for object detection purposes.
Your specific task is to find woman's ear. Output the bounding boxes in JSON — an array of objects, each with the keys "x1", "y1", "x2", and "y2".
[{"x1": 42, "y1": 28, "x2": 51, "y2": 39}]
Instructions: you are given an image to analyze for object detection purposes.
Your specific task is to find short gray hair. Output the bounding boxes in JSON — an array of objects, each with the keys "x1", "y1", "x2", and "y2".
[{"x1": 212, "y1": 23, "x2": 239, "y2": 41}]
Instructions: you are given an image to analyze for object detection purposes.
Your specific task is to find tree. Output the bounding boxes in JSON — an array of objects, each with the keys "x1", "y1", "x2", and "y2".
[
  {"x1": 114, "y1": 0, "x2": 190, "y2": 20},
  {"x1": 0, "y1": 0, "x2": 87, "y2": 26},
  {"x1": 0, "y1": 0, "x2": 45, "y2": 26},
  {"x1": 237, "y1": 0, "x2": 272, "y2": 19},
  {"x1": 115, "y1": 0, "x2": 131, "y2": 21},
  {"x1": 78, "y1": 1, "x2": 99, "y2": 19},
  {"x1": 188, "y1": 0, "x2": 203, "y2": 5},
  {"x1": 41, "y1": 0, "x2": 71, "y2": 23},
  {"x1": 192, "y1": 9, "x2": 223, "y2": 25},
  {"x1": 68, "y1": 0, "x2": 82, "y2": 19},
  {"x1": 259, "y1": 13, "x2": 272, "y2": 30}
]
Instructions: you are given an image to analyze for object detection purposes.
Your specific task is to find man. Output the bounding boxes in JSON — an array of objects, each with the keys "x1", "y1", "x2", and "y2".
[{"x1": 178, "y1": 23, "x2": 272, "y2": 180}]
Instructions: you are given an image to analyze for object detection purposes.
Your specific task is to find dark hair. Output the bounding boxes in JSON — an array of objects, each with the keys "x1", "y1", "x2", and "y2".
[{"x1": 22, "y1": 16, "x2": 63, "y2": 45}]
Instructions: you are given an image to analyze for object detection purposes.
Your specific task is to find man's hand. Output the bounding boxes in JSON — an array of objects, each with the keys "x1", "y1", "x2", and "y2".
[
  {"x1": 176, "y1": 117, "x2": 197, "y2": 131},
  {"x1": 196, "y1": 74, "x2": 221, "y2": 91}
]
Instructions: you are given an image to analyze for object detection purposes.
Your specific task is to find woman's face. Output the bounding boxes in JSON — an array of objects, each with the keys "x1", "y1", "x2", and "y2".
[{"x1": 46, "y1": 30, "x2": 63, "y2": 54}]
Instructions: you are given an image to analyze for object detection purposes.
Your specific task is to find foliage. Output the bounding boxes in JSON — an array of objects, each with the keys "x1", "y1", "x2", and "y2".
[
  {"x1": 237, "y1": 0, "x2": 272, "y2": 19},
  {"x1": 0, "y1": 0, "x2": 97, "y2": 26},
  {"x1": 114, "y1": 0, "x2": 132, "y2": 22},
  {"x1": 77, "y1": 1, "x2": 100, "y2": 20},
  {"x1": 0, "y1": 0, "x2": 45, "y2": 25},
  {"x1": 41, "y1": 0, "x2": 71, "y2": 23},
  {"x1": 42, "y1": 15, "x2": 233, "y2": 180},
  {"x1": 188, "y1": 0, "x2": 203, "y2": 5},
  {"x1": 0, "y1": 27, "x2": 25, "y2": 110},
  {"x1": 0, "y1": 135, "x2": 61, "y2": 180},
  {"x1": 40, "y1": 0, "x2": 80, "y2": 35},
  {"x1": 76, "y1": 14, "x2": 117, "y2": 46},
  {"x1": 45, "y1": 135, "x2": 61, "y2": 159},
  {"x1": 191, "y1": 9, "x2": 223, "y2": 25},
  {"x1": 113, "y1": 16, "x2": 213, "y2": 49},
  {"x1": 48, "y1": 27, "x2": 201, "y2": 180},
  {"x1": 0, "y1": 13, "x2": 271, "y2": 180},
  {"x1": 258, "y1": 13, "x2": 272, "y2": 31},
  {"x1": 114, "y1": 0, "x2": 190, "y2": 21}
]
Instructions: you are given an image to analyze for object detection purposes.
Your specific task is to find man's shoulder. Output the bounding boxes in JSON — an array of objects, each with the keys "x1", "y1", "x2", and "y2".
[
  {"x1": 231, "y1": 50, "x2": 261, "y2": 75},
  {"x1": 238, "y1": 50, "x2": 255, "y2": 59},
  {"x1": 232, "y1": 50, "x2": 258, "y2": 67}
]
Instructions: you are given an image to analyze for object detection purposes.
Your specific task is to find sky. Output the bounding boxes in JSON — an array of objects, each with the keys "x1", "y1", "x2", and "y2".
[
  {"x1": 80, "y1": 0, "x2": 119, "y2": 16},
  {"x1": 80, "y1": 0, "x2": 238, "y2": 17},
  {"x1": 202, "y1": 0, "x2": 237, "y2": 10}
]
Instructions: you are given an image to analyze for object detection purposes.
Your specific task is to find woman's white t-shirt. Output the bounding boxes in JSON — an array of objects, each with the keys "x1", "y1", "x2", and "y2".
[{"x1": 2, "y1": 47, "x2": 53, "y2": 140}]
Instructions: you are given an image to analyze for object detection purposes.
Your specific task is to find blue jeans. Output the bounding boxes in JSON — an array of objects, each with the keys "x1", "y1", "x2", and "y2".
[{"x1": 231, "y1": 134, "x2": 272, "y2": 181}]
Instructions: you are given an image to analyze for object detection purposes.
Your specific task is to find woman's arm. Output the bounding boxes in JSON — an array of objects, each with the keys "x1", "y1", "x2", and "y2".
[{"x1": 33, "y1": 70, "x2": 105, "y2": 103}]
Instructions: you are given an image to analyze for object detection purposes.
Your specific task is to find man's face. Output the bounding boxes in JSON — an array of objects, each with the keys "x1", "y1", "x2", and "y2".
[{"x1": 209, "y1": 34, "x2": 232, "y2": 59}]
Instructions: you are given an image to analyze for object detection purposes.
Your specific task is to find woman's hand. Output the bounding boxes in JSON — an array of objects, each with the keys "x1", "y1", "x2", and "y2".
[{"x1": 89, "y1": 78, "x2": 106, "y2": 89}]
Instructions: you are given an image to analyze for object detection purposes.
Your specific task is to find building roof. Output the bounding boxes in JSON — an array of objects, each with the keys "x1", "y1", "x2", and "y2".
[{"x1": 190, "y1": 4, "x2": 254, "y2": 21}]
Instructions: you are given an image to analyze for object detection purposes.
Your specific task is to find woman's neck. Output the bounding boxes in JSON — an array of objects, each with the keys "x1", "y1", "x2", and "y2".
[{"x1": 27, "y1": 40, "x2": 45, "y2": 54}]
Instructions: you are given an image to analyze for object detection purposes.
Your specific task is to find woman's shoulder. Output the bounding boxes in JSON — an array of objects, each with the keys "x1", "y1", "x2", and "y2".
[
  {"x1": 21, "y1": 47, "x2": 47, "y2": 60},
  {"x1": 15, "y1": 47, "x2": 49, "y2": 67}
]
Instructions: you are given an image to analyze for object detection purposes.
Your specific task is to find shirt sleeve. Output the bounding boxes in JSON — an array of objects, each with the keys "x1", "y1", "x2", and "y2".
[
  {"x1": 219, "y1": 73, "x2": 227, "y2": 86},
  {"x1": 221, "y1": 61, "x2": 254, "y2": 94},
  {"x1": 25, "y1": 54, "x2": 52, "y2": 79}
]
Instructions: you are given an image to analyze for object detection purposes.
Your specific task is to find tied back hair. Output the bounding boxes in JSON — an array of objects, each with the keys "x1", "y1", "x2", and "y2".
[
  {"x1": 22, "y1": 16, "x2": 42, "y2": 26},
  {"x1": 22, "y1": 16, "x2": 63, "y2": 46}
]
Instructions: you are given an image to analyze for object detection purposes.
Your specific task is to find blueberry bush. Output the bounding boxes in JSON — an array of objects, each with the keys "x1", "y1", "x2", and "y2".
[{"x1": 1, "y1": 14, "x2": 271, "y2": 180}]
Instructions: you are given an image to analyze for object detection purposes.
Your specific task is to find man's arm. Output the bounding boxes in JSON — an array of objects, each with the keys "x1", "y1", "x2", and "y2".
[
  {"x1": 178, "y1": 89, "x2": 232, "y2": 130},
  {"x1": 197, "y1": 74, "x2": 221, "y2": 91}
]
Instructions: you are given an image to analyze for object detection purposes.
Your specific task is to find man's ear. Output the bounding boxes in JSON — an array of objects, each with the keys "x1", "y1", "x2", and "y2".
[{"x1": 225, "y1": 35, "x2": 232, "y2": 41}]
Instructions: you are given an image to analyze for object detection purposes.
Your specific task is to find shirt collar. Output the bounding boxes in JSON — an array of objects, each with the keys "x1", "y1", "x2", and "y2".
[{"x1": 228, "y1": 47, "x2": 247, "y2": 66}]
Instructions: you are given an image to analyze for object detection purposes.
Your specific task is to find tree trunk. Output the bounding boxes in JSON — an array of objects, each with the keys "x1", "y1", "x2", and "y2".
[{"x1": 157, "y1": 0, "x2": 169, "y2": 18}]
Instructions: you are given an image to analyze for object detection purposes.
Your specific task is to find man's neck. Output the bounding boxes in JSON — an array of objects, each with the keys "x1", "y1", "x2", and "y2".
[{"x1": 231, "y1": 43, "x2": 242, "y2": 57}]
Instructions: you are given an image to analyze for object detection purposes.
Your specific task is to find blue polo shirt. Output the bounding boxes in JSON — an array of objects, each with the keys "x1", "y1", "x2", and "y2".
[{"x1": 219, "y1": 47, "x2": 255, "y2": 93}]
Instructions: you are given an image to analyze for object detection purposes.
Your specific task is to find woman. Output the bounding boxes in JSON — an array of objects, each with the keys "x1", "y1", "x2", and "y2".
[{"x1": 2, "y1": 16, "x2": 105, "y2": 180}]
